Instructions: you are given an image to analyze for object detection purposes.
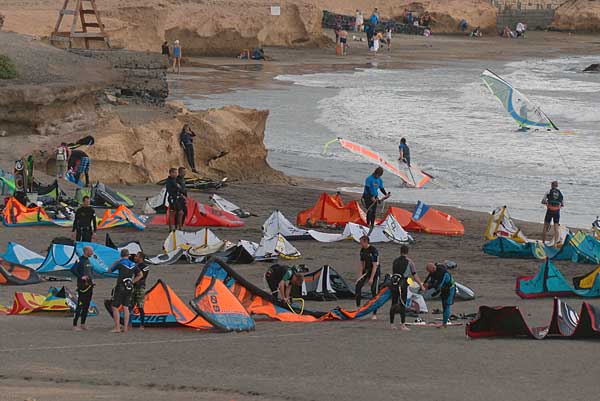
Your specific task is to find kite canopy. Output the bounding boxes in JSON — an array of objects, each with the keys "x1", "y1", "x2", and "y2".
[
  {"x1": 150, "y1": 197, "x2": 244, "y2": 227},
  {"x1": 142, "y1": 188, "x2": 169, "y2": 215},
  {"x1": 97, "y1": 206, "x2": 146, "y2": 230},
  {"x1": 209, "y1": 194, "x2": 252, "y2": 218},
  {"x1": 516, "y1": 259, "x2": 600, "y2": 298},
  {"x1": 163, "y1": 229, "x2": 226, "y2": 253},
  {"x1": 190, "y1": 275, "x2": 255, "y2": 332},
  {"x1": 485, "y1": 206, "x2": 528, "y2": 242},
  {"x1": 106, "y1": 280, "x2": 214, "y2": 329},
  {"x1": 0, "y1": 257, "x2": 42, "y2": 285},
  {"x1": 481, "y1": 69, "x2": 558, "y2": 130},
  {"x1": 75, "y1": 182, "x2": 134, "y2": 208},
  {"x1": 262, "y1": 210, "x2": 311, "y2": 240},
  {"x1": 297, "y1": 193, "x2": 367, "y2": 227},
  {"x1": 467, "y1": 298, "x2": 600, "y2": 339},
  {"x1": 383, "y1": 202, "x2": 464, "y2": 236},
  {"x1": 256, "y1": 234, "x2": 302, "y2": 260},
  {"x1": 0, "y1": 242, "x2": 45, "y2": 269},
  {"x1": 1, "y1": 197, "x2": 72, "y2": 227},
  {"x1": 573, "y1": 265, "x2": 600, "y2": 290},
  {"x1": 3, "y1": 286, "x2": 98, "y2": 315}
]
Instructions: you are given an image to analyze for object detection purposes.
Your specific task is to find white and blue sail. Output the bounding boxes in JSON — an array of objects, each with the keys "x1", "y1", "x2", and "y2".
[{"x1": 481, "y1": 69, "x2": 558, "y2": 131}]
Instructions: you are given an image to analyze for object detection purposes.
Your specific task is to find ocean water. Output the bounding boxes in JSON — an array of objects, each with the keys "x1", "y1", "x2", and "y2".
[{"x1": 172, "y1": 56, "x2": 600, "y2": 229}]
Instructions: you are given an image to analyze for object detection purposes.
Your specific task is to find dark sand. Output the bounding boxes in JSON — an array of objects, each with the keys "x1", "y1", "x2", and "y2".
[{"x1": 1, "y1": 180, "x2": 599, "y2": 401}]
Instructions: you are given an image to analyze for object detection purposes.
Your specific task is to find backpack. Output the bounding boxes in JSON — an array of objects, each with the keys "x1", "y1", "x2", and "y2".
[{"x1": 56, "y1": 146, "x2": 67, "y2": 161}]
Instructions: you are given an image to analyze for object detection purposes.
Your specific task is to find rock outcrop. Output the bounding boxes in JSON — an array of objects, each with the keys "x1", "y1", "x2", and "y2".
[
  {"x1": 1, "y1": 0, "x2": 498, "y2": 56},
  {"x1": 74, "y1": 105, "x2": 287, "y2": 184},
  {"x1": 552, "y1": 0, "x2": 600, "y2": 32}
]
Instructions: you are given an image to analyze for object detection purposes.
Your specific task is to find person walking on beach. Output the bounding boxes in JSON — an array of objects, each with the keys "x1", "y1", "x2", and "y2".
[
  {"x1": 165, "y1": 168, "x2": 185, "y2": 231},
  {"x1": 55, "y1": 142, "x2": 70, "y2": 179},
  {"x1": 108, "y1": 249, "x2": 143, "y2": 333},
  {"x1": 180, "y1": 124, "x2": 198, "y2": 173},
  {"x1": 172, "y1": 40, "x2": 182, "y2": 73},
  {"x1": 339, "y1": 30, "x2": 348, "y2": 55},
  {"x1": 72, "y1": 245, "x2": 95, "y2": 331},
  {"x1": 72, "y1": 195, "x2": 97, "y2": 242},
  {"x1": 363, "y1": 166, "x2": 390, "y2": 232},
  {"x1": 130, "y1": 251, "x2": 150, "y2": 329},
  {"x1": 390, "y1": 245, "x2": 425, "y2": 331},
  {"x1": 398, "y1": 137, "x2": 410, "y2": 166},
  {"x1": 541, "y1": 180, "x2": 564, "y2": 245},
  {"x1": 423, "y1": 262, "x2": 456, "y2": 328},
  {"x1": 356, "y1": 235, "x2": 380, "y2": 320},
  {"x1": 74, "y1": 151, "x2": 90, "y2": 187}
]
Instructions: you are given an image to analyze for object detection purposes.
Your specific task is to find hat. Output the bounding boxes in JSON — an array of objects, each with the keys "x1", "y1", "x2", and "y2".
[{"x1": 174, "y1": 40, "x2": 180, "y2": 44}]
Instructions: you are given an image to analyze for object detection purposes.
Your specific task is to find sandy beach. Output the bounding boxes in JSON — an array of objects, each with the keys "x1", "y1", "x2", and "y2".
[
  {"x1": 2, "y1": 29, "x2": 600, "y2": 401},
  {"x1": 1, "y1": 179, "x2": 598, "y2": 401}
]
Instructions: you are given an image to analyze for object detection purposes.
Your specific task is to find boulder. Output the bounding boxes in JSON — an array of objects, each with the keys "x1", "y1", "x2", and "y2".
[{"x1": 552, "y1": 0, "x2": 600, "y2": 32}]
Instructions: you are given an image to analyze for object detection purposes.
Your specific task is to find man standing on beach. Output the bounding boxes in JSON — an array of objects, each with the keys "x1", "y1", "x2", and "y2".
[
  {"x1": 165, "y1": 168, "x2": 185, "y2": 231},
  {"x1": 130, "y1": 251, "x2": 150, "y2": 329},
  {"x1": 541, "y1": 180, "x2": 564, "y2": 245},
  {"x1": 363, "y1": 166, "x2": 390, "y2": 232},
  {"x1": 72, "y1": 195, "x2": 97, "y2": 242},
  {"x1": 72, "y1": 245, "x2": 94, "y2": 331},
  {"x1": 55, "y1": 142, "x2": 70, "y2": 179},
  {"x1": 356, "y1": 235, "x2": 380, "y2": 320},
  {"x1": 172, "y1": 40, "x2": 182, "y2": 73},
  {"x1": 390, "y1": 245, "x2": 425, "y2": 331},
  {"x1": 108, "y1": 249, "x2": 143, "y2": 333},
  {"x1": 177, "y1": 166, "x2": 189, "y2": 223}
]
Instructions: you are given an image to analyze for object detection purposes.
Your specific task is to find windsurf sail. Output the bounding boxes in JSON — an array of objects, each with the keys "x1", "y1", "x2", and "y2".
[
  {"x1": 481, "y1": 69, "x2": 558, "y2": 131},
  {"x1": 323, "y1": 138, "x2": 431, "y2": 188}
]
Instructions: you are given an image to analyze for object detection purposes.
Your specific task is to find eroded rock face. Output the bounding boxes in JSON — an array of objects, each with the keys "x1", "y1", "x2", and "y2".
[
  {"x1": 72, "y1": 106, "x2": 287, "y2": 184},
  {"x1": 2, "y1": 0, "x2": 498, "y2": 56},
  {"x1": 552, "y1": 0, "x2": 600, "y2": 32}
]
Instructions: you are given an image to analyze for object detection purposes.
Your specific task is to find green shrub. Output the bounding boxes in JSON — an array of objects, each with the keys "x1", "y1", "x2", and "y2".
[{"x1": 0, "y1": 55, "x2": 17, "y2": 79}]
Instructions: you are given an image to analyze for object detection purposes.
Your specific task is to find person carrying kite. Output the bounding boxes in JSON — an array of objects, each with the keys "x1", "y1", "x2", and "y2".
[{"x1": 362, "y1": 166, "x2": 390, "y2": 232}]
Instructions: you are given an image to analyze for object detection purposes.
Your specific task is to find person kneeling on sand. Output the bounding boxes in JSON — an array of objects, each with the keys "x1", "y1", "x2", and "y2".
[
  {"x1": 423, "y1": 263, "x2": 456, "y2": 328},
  {"x1": 108, "y1": 249, "x2": 143, "y2": 333},
  {"x1": 265, "y1": 264, "x2": 303, "y2": 303}
]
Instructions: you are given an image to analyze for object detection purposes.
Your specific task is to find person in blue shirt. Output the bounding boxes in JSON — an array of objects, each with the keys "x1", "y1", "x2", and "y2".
[
  {"x1": 363, "y1": 166, "x2": 390, "y2": 231},
  {"x1": 423, "y1": 263, "x2": 456, "y2": 328},
  {"x1": 398, "y1": 137, "x2": 410, "y2": 166}
]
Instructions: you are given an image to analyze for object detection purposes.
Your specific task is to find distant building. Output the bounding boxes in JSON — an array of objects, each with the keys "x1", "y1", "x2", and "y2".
[{"x1": 492, "y1": 0, "x2": 567, "y2": 10}]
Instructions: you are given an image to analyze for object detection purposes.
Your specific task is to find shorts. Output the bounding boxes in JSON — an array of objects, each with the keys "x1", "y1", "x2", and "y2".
[
  {"x1": 78, "y1": 157, "x2": 90, "y2": 173},
  {"x1": 111, "y1": 287, "x2": 133, "y2": 308},
  {"x1": 340, "y1": 38, "x2": 347, "y2": 44},
  {"x1": 169, "y1": 197, "x2": 185, "y2": 212},
  {"x1": 544, "y1": 209, "x2": 560, "y2": 224},
  {"x1": 130, "y1": 287, "x2": 145, "y2": 307}
]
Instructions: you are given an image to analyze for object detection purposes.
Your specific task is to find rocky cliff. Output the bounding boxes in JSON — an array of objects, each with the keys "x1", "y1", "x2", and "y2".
[
  {"x1": 552, "y1": 0, "x2": 600, "y2": 32},
  {"x1": 1, "y1": 0, "x2": 497, "y2": 56}
]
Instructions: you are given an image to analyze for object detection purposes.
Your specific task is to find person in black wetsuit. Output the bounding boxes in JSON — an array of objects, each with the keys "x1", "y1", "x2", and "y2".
[
  {"x1": 423, "y1": 262, "x2": 456, "y2": 328},
  {"x1": 108, "y1": 249, "x2": 143, "y2": 333},
  {"x1": 356, "y1": 235, "x2": 381, "y2": 320},
  {"x1": 390, "y1": 245, "x2": 425, "y2": 331},
  {"x1": 265, "y1": 264, "x2": 304, "y2": 303},
  {"x1": 72, "y1": 196, "x2": 97, "y2": 242},
  {"x1": 129, "y1": 252, "x2": 150, "y2": 329},
  {"x1": 177, "y1": 166, "x2": 189, "y2": 223},
  {"x1": 398, "y1": 137, "x2": 411, "y2": 167},
  {"x1": 72, "y1": 245, "x2": 95, "y2": 331},
  {"x1": 180, "y1": 124, "x2": 198, "y2": 173},
  {"x1": 165, "y1": 168, "x2": 185, "y2": 231}
]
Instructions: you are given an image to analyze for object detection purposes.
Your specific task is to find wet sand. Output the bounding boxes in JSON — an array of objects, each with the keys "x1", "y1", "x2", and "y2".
[{"x1": 1, "y1": 180, "x2": 598, "y2": 401}]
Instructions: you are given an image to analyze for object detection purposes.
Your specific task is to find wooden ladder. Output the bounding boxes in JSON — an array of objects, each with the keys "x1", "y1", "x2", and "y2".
[{"x1": 50, "y1": 0, "x2": 111, "y2": 49}]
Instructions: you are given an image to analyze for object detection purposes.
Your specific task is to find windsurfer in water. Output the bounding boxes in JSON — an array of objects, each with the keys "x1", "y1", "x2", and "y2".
[
  {"x1": 541, "y1": 180, "x2": 564, "y2": 246},
  {"x1": 363, "y1": 166, "x2": 390, "y2": 233}
]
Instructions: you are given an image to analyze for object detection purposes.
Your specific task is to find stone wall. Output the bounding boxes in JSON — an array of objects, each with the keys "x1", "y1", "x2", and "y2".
[
  {"x1": 497, "y1": 9, "x2": 555, "y2": 30},
  {"x1": 69, "y1": 49, "x2": 169, "y2": 104}
]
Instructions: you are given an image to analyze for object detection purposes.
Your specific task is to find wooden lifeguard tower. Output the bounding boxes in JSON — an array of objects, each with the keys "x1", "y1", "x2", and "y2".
[{"x1": 50, "y1": 0, "x2": 110, "y2": 49}]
